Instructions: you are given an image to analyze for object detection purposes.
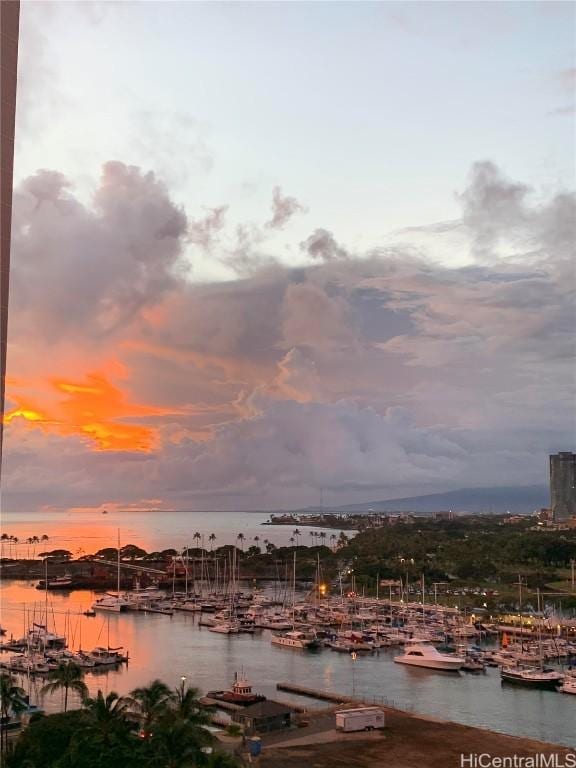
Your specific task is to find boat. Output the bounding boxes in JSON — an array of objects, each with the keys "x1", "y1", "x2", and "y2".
[
  {"x1": 501, "y1": 666, "x2": 563, "y2": 689},
  {"x1": 88, "y1": 647, "x2": 127, "y2": 666},
  {"x1": 206, "y1": 671, "x2": 266, "y2": 707},
  {"x1": 36, "y1": 574, "x2": 73, "y2": 590},
  {"x1": 559, "y1": 676, "x2": 576, "y2": 695},
  {"x1": 92, "y1": 595, "x2": 129, "y2": 613},
  {"x1": 92, "y1": 529, "x2": 128, "y2": 612},
  {"x1": 209, "y1": 620, "x2": 241, "y2": 634},
  {"x1": 394, "y1": 639, "x2": 464, "y2": 671},
  {"x1": 27, "y1": 624, "x2": 66, "y2": 649},
  {"x1": 271, "y1": 630, "x2": 320, "y2": 649}
]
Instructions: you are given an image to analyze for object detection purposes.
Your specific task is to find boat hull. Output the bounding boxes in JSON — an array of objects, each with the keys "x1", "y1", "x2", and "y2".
[
  {"x1": 394, "y1": 657, "x2": 463, "y2": 671},
  {"x1": 501, "y1": 671, "x2": 562, "y2": 689}
]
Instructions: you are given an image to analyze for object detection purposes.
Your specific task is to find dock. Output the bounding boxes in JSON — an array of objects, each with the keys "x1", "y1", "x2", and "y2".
[{"x1": 276, "y1": 682, "x2": 353, "y2": 704}]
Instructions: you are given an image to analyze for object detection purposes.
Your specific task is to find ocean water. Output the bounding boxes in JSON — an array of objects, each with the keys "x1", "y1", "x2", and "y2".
[{"x1": 0, "y1": 509, "x2": 343, "y2": 556}]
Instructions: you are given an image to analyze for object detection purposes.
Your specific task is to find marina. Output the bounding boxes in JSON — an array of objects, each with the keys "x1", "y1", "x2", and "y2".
[{"x1": 0, "y1": 574, "x2": 574, "y2": 747}]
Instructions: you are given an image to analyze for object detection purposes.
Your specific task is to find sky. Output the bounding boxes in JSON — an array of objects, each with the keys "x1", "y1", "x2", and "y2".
[{"x1": 2, "y1": 0, "x2": 575, "y2": 512}]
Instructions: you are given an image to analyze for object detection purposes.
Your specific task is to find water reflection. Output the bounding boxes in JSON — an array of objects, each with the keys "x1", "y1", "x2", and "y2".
[{"x1": 1, "y1": 581, "x2": 574, "y2": 747}]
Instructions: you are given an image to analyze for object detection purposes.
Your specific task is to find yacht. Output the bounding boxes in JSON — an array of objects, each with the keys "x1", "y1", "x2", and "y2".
[
  {"x1": 27, "y1": 625, "x2": 66, "y2": 649},
  {"x1": 394, "y1": 639, "x2": 464, "y2": 671},
  {"x1": 500, "y1": 665, "x2": 563, "y2": 689},
  {"x1": 88, "y1": 647, "x2": 127, "y2": 665},
  {"x1": 271, "y1": 630, "x2": 320, "y2": 649},
  {"x1": 36, "y1": 574, "x2": 73, "y2": 590},
  {"x1": 92, "y1": 595, "x2": 130, "y2": 613}
]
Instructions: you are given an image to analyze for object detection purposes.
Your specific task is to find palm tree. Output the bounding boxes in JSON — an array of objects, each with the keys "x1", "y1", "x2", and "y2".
[
  {"x1": 236, "y1": 533, "x2": 245, "y2": 552},
  {"x1": 0, "y1": 533, "x2": 8, "y2": 559},
  {"x1": 330, "y1": 533, "x2": 337, "y2": 551},
  {"x1": 149, "y1": 717, "x2": 211, "y2": 768},
  {"x1": 309, "y1": 531, "x2": 315, "y2": 543},
  {"x1": 172, "y1": 679, "x2": 211, "y2": 726},
  {"x1": 81, "y1": 690, "x2": 131, "y2": 744},
  {"x1": 289, "y1": 537, "x2": 295, "y2": 547},
  {"x1": 193, "y1": 532, "x2": 201, "y2": 550},
  {"x1": 292, "y1": 529, "x2": 301, "y2": 547},
  {"x1": 11, "y1": 536, "x2": 19, "y2": 559},
  {"x1": 41, "y1": 662, "x2": 88, "y2": 713},
  {"x1": 253, "y1": 535, "x2": 260, "y2": 552},
  {"x1": 0, "y1": 673, "x2": 27, "y2": 751},
  {"x1": 208, "y1": 533, "x2": 216, "y2": 551},
  {"x1": 319, "y1": 532, "x2": 327, "y2": 546},
  {"x1": 128, "y1": 679, "x2": 174, "y2": 739}
]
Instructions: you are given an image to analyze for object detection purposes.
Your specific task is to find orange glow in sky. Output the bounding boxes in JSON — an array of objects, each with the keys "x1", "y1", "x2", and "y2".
[{"x1": 4, "y1": 373, "x2": 174, "y2": 452}]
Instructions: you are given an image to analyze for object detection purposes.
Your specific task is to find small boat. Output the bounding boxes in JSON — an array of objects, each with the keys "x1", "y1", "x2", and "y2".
[
  {"x1": 209, "y1": 620, "x2": 241, "y2": 634},
  {"x1": 271, "y1": 630, "x2": 320, "y2": 649},
  {"x1": 206, "y1": 671, "x2": 266, "y2": 707},
  {"x1": 83, "y1": 609, "x2": 96, "y2": 617},
  {"x1": 500, "y1": 666, "x2": 563, "y2": 689},
  {"x1": 394, "y1": 639, "x2": 464, "y2": 671},
  {"x1": 36, "y1": 574, "x2": 73, "y2": 590},
  {"x1": 88, "y1": 646, "x2": 127, "y2": 665},
  {"x1": 559, "y1": 677, "x2": 576, "y2": 695},
  {"x1": 461, "y1": 656, "x2": 486, "y2": 673}
]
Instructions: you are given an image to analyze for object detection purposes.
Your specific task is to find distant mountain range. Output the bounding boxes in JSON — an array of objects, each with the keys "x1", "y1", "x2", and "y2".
[{"x1": 309, "y1": 485, "x2": 549, "y2": 514}]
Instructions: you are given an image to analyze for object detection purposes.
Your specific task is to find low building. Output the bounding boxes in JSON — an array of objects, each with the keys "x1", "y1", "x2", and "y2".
[{"x1": 232, "y1": 700, "x2": 292, "y2": 734}]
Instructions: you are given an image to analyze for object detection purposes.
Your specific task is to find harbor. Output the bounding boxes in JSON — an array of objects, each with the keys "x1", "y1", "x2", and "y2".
[{"x1": 0, "y1": 572, "x2": 574, "y2": 748}]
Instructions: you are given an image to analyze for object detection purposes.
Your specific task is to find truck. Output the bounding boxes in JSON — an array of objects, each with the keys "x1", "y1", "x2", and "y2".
[{"x1": 335, "y1": 707, "x2": 385, "y2": 732}]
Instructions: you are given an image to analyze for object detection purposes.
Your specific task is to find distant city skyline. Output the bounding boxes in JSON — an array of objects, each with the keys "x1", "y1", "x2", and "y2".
[{"x1": 2, "y1": 1, "x2": 575, "y2": 512}]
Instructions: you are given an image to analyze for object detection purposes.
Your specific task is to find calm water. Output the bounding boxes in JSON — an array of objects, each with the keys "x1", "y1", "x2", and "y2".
[
  {"x1": 0, "y1": 511, "x2": 574, "y2": 747},
  {"x1": 0, "y1": 509, "x2": 345, "y2": 555},
  {"x1": 1, "y1": 580, "x2": 574, "y2": 748}
]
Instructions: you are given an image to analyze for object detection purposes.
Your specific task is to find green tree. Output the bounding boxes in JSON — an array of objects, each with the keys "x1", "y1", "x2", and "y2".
[
  {"x1": 127, "y1": 679, "x2": 173, "y2": 739},
  {"x1": 0, "y1": 673, "x2": 27, "y2": 752},
  {"x1": 41, "y1": 662, "x2": 88, "y2": 713}
]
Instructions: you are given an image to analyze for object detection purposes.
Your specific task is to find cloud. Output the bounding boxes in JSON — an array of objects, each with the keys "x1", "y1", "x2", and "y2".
[
  {"x1": 301, "y1": 228, "x2": 349, "y2": 261},
  {"x1": 3, "y1": 160, "x2": 574, "y2": 511},
  {"x1": 266, "y1": 186, "x2": 306, "y2": 229}
]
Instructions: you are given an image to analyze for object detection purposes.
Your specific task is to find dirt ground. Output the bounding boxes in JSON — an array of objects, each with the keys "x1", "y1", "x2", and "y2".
[{"x1": 257, "y1": 707, "x2": 575, "y2": 768}]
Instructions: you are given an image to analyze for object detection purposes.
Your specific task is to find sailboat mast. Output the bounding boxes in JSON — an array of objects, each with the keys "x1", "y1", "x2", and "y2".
[
  {"x1": 292, "y1": 550, "x2": 296, "y2": 628},
  {"x1": 117, "y1": 529, "x2": 121, "y2": 596}
]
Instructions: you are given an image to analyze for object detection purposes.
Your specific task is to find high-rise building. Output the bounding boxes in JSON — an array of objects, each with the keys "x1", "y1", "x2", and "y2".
[
  {"x1": 0, "y1": 0, "x2": 20, "y2": 473},
  {"x1": 550, "y1": 452, "x2": 576, "y2": 521}
]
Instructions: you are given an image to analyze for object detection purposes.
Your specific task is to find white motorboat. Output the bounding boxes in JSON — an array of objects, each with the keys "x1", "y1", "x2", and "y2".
[
  {"x1": 271, "y1": 630, "x2": 320, "y2": 649},
  {"x1": 394, "y1": 639, "x2": 464, "y2": 671},
  {"x1": 92, "y1": 595, "x2": 130, "y2": 613}
]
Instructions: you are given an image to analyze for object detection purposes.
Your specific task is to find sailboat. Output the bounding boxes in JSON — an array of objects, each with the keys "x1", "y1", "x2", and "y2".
[
  {"x1": 271, "y1": 552, "x2": 320, "y2": 650},
  {"x1": 500, "y1": 587, "x2": 562, "y2": 690},
  {"x1": 92, "y1": 530, "x2": 129, "y2": 612}
]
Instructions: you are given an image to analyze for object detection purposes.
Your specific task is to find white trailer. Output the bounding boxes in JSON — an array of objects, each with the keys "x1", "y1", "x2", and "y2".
[{"x1": 335, "y1": 707, "x2": 385, "y2": 732}]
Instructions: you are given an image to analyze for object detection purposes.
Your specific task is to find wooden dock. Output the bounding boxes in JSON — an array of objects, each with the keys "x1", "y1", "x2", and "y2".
[{"x1": 276, "y1": 682, "x2": 353, "y2": 703}]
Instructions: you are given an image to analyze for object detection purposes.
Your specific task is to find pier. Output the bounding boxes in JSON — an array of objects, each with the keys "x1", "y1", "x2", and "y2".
[{"x1": 276, "y1": 682, "x2": 353, "y2": 704}]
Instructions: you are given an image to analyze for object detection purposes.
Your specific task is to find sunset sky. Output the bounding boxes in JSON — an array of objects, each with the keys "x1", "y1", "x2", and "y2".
[{"x1": 3, "y1": 1, "x2": 575, "y2": 512}]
